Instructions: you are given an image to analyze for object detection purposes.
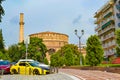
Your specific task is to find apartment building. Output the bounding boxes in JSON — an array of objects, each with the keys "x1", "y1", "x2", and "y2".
[{"x1": 94, "y1": 0, "x2": 120, "y2": 58}]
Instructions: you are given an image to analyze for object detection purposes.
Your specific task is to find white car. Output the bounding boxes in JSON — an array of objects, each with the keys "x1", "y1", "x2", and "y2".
[
  {"x1": 34, "y1": 61, "x2": 50, "y2": 70},
  {"x1": 18, "y1": 59, "x2": 34, "y2": 62}
]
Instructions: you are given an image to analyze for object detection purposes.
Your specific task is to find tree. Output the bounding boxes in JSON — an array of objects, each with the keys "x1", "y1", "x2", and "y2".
[
  {"x1": 64, "y1": 48, "x2": 74, "y2": 66},
  {"x1": 86, "y1": 35, "x2": 104, "y2": 66},
  {"x1": 115, "y1": 29, "x2": 120, "y2": 57},
  {"x1": 50, "y1": 44, "x2": 81, "y2": 67},
  {"x1": 50, "y1": 53, "x2": 59, "y2": 67},
  {"x1": 59, "y1": 44, "x2": 80, "y2": 65},
  {"x1": 0, "y1": 29, "x2": 4, "y2": 53},
  {"x1": 0, "y1": 51, "x2": 7, "y2": 59},
  {"x1": 7, "y1": 44, "x2": 22, "y2": 62},
  {"x1": 28, "y1": 37, "x2": 47, "y2": 62},
  {"x1": 44, "y1": 57, "x2": 49, "y2": 65},
  {"x1": 50, "y1": 52, "x2": 64, "y2": 67},
  {"x1": 0, "y1": 0, "x2": 5, "y2": 22}
]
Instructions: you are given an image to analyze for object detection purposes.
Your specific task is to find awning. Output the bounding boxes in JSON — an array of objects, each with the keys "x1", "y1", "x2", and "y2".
[
  {"x1": 104, "y1": 12, "x2": 112, "y2": 18},
  {"x1": 102, "y1": 20, "x2": 114, "y2": 29}
]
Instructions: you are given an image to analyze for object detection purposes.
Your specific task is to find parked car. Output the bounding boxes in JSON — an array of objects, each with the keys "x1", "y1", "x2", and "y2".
[
  {"x1": 0, "y1": 60, "x2": 11, "y2": 74},
  {"x1": 18, "y1": 59, "x2": 50, "y2": 70},
  {"x1": 10, "y1": 61, "x2": 50, "y2": 75},
  {"x1": 34, "y1": 61, "x2": 50, "y2": 70},
  {"x1": 18, "y1": 59, "x2": 34, "y2": 62}
]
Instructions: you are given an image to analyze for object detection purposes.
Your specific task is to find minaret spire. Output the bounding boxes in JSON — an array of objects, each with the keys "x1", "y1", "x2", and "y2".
[{"x1": 19, "y1": 13, "x2": 24, "y2": 43}]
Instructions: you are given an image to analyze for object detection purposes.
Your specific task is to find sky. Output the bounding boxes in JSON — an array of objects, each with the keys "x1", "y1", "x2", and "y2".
[{"x1": 1, "y1": 0, "x2": 109, "y2": 47}]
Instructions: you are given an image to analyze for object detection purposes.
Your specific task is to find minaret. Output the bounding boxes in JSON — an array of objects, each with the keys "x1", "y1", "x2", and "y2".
[{"x1": 19, "y1": 13, "x2": 24, "y2": 43}]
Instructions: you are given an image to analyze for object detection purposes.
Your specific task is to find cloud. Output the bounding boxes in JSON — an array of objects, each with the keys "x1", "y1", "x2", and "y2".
[
  {"x1": 72, "y1": 15, "x2": 82, "y2": 25},
  {"x1": 9, "y1": 15, "x2": 19, "y2": 25}
]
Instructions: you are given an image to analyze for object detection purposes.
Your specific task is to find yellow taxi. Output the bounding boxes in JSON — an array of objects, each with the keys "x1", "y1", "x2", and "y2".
[{"x1": 10, "y1": 62, "x2": 50, "y2": 75}]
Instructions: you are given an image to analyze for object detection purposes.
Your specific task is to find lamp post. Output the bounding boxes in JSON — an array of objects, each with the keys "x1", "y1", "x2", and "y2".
[
  {"x1": 24, "y1": 36, "x2": 30, "y2": 59},
  {"x1": 74, "y1": 29, "x2": 84, "y2": 65}
]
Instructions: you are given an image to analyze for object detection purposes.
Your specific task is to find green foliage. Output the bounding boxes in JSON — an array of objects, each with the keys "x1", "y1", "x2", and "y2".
[
  {"x1": 0, "y1": 51, "x2": 7, "y2": 60},
  {"x1": 74, "y1": 56, "x2": 80, "y2": 65},
  {"x1": 0, "y1": 29, "x2": 4, "y2": 53},
  {"x1": 99, "y1": 64, "x2": 120, "y2": 67},
  {"x1": 44, "y1": 57, "x2": 49, "y2": 65},
  {"x1": 0, "y1": 0, "x2": 5, "y2": 22},
  {"x1": 28, "y1": 37, "x2": 47, "y2": 62},
  {"x1": 7, "y1": 44, "x2": 22, "y2": 62},
  {"x1": 50, "y1": 53, "x2": 59, "y2": 67},
  {"x1": 6, "y1": 37, "x2": 47, "y2": 62},
  {"x1": 64, "y1": 48, "x2": 74, "y2": 66},
  {"x1": 50, "y1": 44, "x2": 81, "y2": 67},
  {"x1": 58, "y1": 56, "x2": 64, "y2": 67},
  {"x1": 18, "y1": 42, "x2": 26, "y2": 59},
  {"x1": 86, "y1": 35, "x2": 104, "y2": 66},
  {"x1": 115, "y1": 29, "x2": 120, "y2": 57},
  {"x1": 81, "y1": 54, "x2": 85, "y2": 65},
  {"x1": 60, "y1": 44, "x2": 80, "y2": 65},
  {"x1": 50, "y1": 52, "x2": 64, "y2": 67},
  {"x1": 116, "y1": 47, "x2": 120, "y2": 57}
]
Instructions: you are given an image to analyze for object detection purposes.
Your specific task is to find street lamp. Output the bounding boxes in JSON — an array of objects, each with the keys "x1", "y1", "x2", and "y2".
[
  {"x1": 74, "y1": 29, "x2": 84, "y2": 65},
  {"x1": 24, "y1": 36, "x2": 30, "y2": 59}
]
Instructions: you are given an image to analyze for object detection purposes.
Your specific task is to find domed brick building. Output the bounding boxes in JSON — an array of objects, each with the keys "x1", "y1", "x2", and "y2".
[{"x1": 29, "y1": 31, "x2": 69, "y2": 62}]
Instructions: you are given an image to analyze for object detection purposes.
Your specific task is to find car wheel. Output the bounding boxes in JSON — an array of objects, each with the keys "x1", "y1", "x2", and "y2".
[
  {"x1": 33, "y1": 69, "x2": 40, "y2": 75},
  {"x1": 11, "y1": 69, "x2": 18, "y2": 74}
]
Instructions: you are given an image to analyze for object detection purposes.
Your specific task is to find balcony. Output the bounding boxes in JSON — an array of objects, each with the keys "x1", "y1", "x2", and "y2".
[
  {"x1": 116, "y1": 4, "x2": 120, "y2": 11},
  {"x1": 116, "y1": 13, "x2": 120, "y2": 18},
  {"x1": 95, "y1": 26, "x2": 101, "y2": 31},
  {"x1": 101, "y1": 33, "x2": 114, "y2": 41},
  {"x1": 118, "y1": 23, "x2": 120, "y2": 27},
  {"x1": 98, "y1": 25, "x2": 115, "y2": 36},
  {"x1": 104, "y1": 12, "x2": 112, "y2": 18},
  {"x1": 102, "y1": 20, "x2": 114, "y2": 30}
]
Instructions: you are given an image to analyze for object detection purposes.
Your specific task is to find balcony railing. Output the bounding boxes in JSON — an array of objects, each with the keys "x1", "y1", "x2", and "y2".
[
  {"x1": 116, "y1": 13, "x2": 120, "y2": 18},
  {"x1": 118, "y1": 23, "x2": 120, "y2": 27},
  {"x1": 101, "y1": 33, "x2": 114, "y2": 41},
  {"x1": 104, "y1": 12, "x2": 112, "y2": 18},
  {"x1": 102, "y1": 20, "x2": 114, "y2": 30},
  {"x1": 116, "y1": 4, "x2": 120, "y2": 11},
  {"x1": 98, "y1": 25, "x2": 115, "y2": 36},
  {"x1": 102, "y1": 41, "x2": 116, "y2": 49}
]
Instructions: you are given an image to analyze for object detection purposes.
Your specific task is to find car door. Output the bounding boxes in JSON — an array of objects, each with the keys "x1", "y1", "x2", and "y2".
[{"x1": 19, "y1": 62, "x2": 32, "y2": 75}]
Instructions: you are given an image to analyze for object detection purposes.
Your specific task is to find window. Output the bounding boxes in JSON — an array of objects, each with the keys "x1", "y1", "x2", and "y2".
[{"x1": 19, "y1": 63, "x2": 26, "y2": 66}]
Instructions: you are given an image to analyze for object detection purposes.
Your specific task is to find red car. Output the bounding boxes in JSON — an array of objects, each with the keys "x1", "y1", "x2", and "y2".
[{"x1": 0, "y1": 60, "x2": 11, "y2": 74}]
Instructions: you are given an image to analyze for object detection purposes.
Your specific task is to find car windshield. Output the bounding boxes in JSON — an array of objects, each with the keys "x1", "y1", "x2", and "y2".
[
  {"x1": 0, "y1": 61, "x2": 10, "y2": 65},
  {"x1": 29, "y1": 62, "x2": 39, "y2": 67},
  {"x1": 34, "y1": 61, "x2": 39, "y2": 64}
]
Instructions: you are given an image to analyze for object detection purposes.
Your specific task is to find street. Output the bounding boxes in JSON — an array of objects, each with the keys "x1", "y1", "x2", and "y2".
[{"x1": 0, "y1": 69, "x2": 120, "y2": 80}]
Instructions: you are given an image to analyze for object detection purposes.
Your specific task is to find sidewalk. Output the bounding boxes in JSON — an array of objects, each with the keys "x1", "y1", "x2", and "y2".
[{"x1": 0, "y1": 73, "x2": 80, "y2": 80}]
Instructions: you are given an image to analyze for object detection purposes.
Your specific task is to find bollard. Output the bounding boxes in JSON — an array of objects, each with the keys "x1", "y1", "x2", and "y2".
[
  {"x1": 56, "y1": 67, "x2": 58, "y2": 73},
  {"x1": 50, "y1": 66, "x2": 52, "y2": 74},
  {"x1": 1, "y1": 69, "x2": 4, "y2": 75}
]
